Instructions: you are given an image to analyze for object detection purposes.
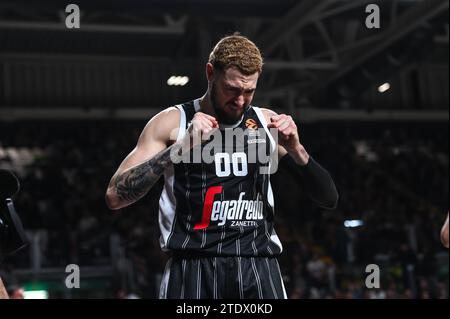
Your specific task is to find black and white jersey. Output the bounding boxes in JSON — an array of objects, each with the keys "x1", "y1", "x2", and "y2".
[{"x1": 158, "y1": 99, "x2": 283, "y2": 257}]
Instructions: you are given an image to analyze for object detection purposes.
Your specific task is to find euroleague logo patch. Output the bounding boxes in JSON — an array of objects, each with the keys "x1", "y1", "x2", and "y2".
[{"x1": 245, "y1": 119, "x2": 258, "y2": 130}]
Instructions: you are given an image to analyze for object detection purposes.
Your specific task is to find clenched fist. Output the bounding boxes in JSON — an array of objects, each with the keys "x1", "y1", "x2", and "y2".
[
  {"x1": 267, "y1": 114, "x2": 301, "y2": 153},
  {"x1": 185, "y1": 112, "x2": 219, "y2": 148}
]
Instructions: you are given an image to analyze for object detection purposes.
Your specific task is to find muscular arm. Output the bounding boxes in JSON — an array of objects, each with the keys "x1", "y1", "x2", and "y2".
[
  {"x1": 110, "y1": 146, "x2": 173, "y2": 205},
  {"x1": 106, "y1": 107, "x2": 181, "y2": 210}
]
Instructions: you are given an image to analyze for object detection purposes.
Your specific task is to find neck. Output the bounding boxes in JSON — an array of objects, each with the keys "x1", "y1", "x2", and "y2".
[{"x1": 199, "y1": 91, "x2": 216, "y2": 117}]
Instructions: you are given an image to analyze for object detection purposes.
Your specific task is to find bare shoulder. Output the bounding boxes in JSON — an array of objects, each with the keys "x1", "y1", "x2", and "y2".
[
  {"x1": 154, "y1": 106, "x2": 180, "y2": 125},
  {"x1": 140, "y1": 106, "x2": 181, "y2": 145}
]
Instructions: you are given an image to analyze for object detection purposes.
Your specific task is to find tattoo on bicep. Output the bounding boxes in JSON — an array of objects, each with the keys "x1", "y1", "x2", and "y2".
[{"x1": 114, "y1": 148, "x2": 172, "y2": 202}]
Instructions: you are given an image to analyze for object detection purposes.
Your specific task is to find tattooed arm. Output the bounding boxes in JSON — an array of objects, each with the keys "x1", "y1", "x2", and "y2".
[{"x1": 105, "y1": 107, "x2": 181, "y2": 210}]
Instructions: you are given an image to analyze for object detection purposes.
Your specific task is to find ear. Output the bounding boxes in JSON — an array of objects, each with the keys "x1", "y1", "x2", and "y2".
[{"x1": 206, "y1": 63, "x2": 215, "y2": 82}]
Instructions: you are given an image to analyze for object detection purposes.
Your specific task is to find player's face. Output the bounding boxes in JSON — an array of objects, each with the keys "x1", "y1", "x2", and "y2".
[{"x1": 210, "y1": 66, "x2": 259, "y2": 125}]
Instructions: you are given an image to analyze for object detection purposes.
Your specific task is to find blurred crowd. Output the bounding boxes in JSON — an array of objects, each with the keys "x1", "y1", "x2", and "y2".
[{"x1": 0, "y1": 120, "x2": 448, "y2": 299}]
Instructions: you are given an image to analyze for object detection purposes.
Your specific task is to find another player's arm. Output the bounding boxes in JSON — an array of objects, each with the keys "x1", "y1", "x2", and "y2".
[
  {"x1": 0, "y1": 277, "x2": 9, "y2": 299},
  {"x1": 261, "y1": 108, "x2": 338, "y2": 210},
  {"x1": 105, "y1": 107, "x2": 180, "y2": 210},
  {"x1": 441, "y1": 213, "x2": 449, "y2": 248}
]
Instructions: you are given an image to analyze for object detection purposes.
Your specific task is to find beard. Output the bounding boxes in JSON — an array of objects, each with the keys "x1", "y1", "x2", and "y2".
[{"x1": 210, "y1": 81, "x2": 247, "y2": 125}]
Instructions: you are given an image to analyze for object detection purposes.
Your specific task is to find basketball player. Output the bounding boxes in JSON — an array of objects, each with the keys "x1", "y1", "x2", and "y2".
[{"x1": 106, "y1": 35, "x2": 338, "y2": 299}]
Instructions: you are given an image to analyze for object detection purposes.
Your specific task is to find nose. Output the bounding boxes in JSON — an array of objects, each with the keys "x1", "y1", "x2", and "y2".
[{"x1": 234, "y1": 95, "x2": 245, "y2": 108}]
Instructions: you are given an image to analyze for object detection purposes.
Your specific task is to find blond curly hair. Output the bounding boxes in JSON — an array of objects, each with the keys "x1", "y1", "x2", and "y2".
[{"x1": 208, "y1": 34, "x2": 263, "y2": 75}]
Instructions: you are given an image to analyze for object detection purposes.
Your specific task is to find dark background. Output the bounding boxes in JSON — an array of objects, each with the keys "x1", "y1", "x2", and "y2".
[{"x1": 0, "y1": 0, "x2": 448, "y2": 299}]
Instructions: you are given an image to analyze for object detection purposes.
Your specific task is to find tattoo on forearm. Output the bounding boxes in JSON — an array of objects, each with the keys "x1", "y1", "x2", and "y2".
[{"x1": 114, "y1": 147, "x2": 173, "y2": 202}]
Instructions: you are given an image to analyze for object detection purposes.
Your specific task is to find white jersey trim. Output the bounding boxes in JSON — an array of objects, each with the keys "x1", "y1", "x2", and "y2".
[
  {"x1": 159, "y1": 104, "x2": 185, "y2": 250},
  {"x1": 253, "y1": 106, "x2": 283, "y2": 254},
  {"x1": 159, "y1": 257, "x2": 173, "y2": 299},
  {"x1": 252, "y1": 106, "x2": 277, "y2": 154},
  {"x1": 194, "y1": 98, "x2": 201, "y2": 112}
]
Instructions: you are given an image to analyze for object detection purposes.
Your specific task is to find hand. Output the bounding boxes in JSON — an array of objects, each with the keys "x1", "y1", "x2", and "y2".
[
  {"x1": 267, "y1": 114, "x2": 301, "y2": 152},
  {"x1": 184, "y1": 112, "x2": 219, "y2": 148}
]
